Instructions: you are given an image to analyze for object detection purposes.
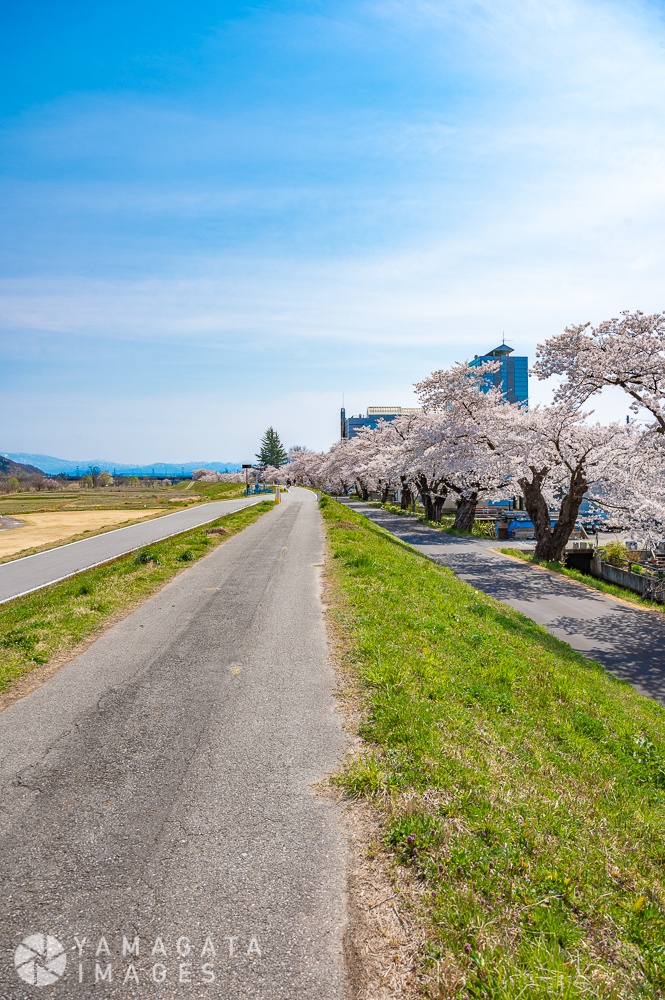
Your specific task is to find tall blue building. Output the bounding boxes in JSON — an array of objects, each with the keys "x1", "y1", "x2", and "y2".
[{"x1": 468, "y1": 343, "x2": 528, "y2": 406}]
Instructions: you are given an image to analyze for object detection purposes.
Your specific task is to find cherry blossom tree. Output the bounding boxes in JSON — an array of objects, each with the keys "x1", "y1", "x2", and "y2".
[
  {"x1": 533, "y1": 310, "x2": 665, "y2": 432},
  {"x1": 415, "y1": 358, "x2": 653, "y2": 556},
  {"x1": 442, "y1": 425, "x2": 509, "y2": 532},
  {"x1": 415, "y1": 361, "x2": 513, "y2": 528},
  {"x1": 319, "y1": 444, "x2": 353, "y2": 495},
  {"x1": 398, "y1": 412, "x2": 451, "y2": 521},
  {"x1": 362, "y1": 419, "x2": 408, "y2": 503},
  {"x1": 500, "y1": 405, "x2": 645, "y2": 561},
  {"x1": 382, "y1": 413, "x2": 420, "y2": 510},
  {"x1": 284, "y1": 449, "x2": 326, "y2": 487},
  {"x1": 298, "y1": 345, "x2": 665, "y2": 558},
  {"x1": 192, "y1": 468, "x2": 223, "y2": 482},
  {"x1": 339, "y1": 431, "x2": 379, "y2": 501}
]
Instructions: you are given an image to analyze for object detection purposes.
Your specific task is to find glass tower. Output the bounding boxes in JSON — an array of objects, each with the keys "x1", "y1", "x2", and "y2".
[{"x1": 468, "y1": 344, "x2": 528, "y2": 406}]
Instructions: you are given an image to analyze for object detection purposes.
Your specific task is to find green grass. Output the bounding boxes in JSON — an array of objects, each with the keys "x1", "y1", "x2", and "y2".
[
  {"x1": 0, "y1": 501, "x2": 272, "y2": 694},
  {"x1": 500, "y1": 548, "x2": 665, "y2": 615},
  {"x1": 322, "y1": 495, "x2": 665, "y2": 999},
  {"x1": 189, "y1": 481, "x2": 247, "y2": 500}
]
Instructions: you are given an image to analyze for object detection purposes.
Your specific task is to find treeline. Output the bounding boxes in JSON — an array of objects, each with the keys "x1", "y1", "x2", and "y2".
[{"x1": 0, "y1": 457, "x2": 59, "y2": 493}]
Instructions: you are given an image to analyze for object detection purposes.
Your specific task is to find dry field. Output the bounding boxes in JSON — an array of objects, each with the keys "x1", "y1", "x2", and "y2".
[
  {"x1": 0, "y1": 509, "x2": 163, "y2": 561},
  {"x1": 0, "y1": 488, "x2": 196, "y2": 516}
]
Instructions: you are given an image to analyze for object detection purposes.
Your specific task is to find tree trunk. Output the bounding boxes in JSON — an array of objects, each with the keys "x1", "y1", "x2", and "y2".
[
  {"x1": 423, "y1": 491, "x2": 447, "y2": 522},
  {"x1": 453, "y1": 493, "x2": 478, "y2": 533},
  {"x1": 520, "y1": 470, "x2": 587, "y2": 562},
  {"x1": 422, "y1": 493, "x2": 435, "y2": 520},
  {"x1": 355, "y1": 480, "x2": 369, "y2": 502},
  {"x1": 431, "y1": 495, "x2": 446, "y2": 523},
  {"x1": 414, "y1": 476, "x2": 431, "y2": 519},
  {"x1": 400, "y1": 479, "x2": 413, "y2": 510},
  {"x1": 381, "y1": 483, "x2": 391, "y2": 504},
  {"x1": 414, "y1": 476, "x2": 447, "y2": 522}
]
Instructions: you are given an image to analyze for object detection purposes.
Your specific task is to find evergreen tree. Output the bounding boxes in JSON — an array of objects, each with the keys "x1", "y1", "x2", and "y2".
[{"x1": 256, "y1": 427, "x2": 288, "y2": 467}]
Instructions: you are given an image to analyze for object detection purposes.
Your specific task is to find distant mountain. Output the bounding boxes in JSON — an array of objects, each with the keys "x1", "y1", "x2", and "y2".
[
  {"x1": 2, "y1": 454, "x2": 242, "y2": 477},
  {"x1": 0, "y1": 456, "x2": 45, "y2": 477}
]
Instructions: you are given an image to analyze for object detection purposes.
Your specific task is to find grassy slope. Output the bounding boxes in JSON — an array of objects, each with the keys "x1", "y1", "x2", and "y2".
[
  {"x1": 322, "y1": 497, "x2": 665, "y2": 999},
  {"x1": 189, "y1": 481, "x2": 246, "y2": 500},
  {"x1": 0, "y1": 501, "x2": 272, "y2": 694},
  {"x1": 501, "y1": 548, "x2": 665, "y2": 615}
]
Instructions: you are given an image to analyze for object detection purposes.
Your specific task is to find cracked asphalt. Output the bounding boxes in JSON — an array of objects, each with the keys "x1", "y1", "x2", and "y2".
[{"x1": 0, "y1": 488, "x2": 348, "y2": 999}]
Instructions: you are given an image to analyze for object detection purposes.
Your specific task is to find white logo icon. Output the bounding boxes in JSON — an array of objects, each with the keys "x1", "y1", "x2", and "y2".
[{"x1": 14, "y1": 934, "x2": 67, "y2": 987}]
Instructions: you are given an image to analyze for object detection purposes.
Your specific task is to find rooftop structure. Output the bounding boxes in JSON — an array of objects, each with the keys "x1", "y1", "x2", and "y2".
[{"x1": 341, "y1": 406, "x2": 419, "y2": 439}]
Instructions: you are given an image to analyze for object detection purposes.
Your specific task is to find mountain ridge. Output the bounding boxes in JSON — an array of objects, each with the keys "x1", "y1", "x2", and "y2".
[
  {"x1": 2, "y1": 454, "x2": 242, "y2": 476},
  {"x1": 0, "y1": 456, "x2": 45, "y2": 478}
]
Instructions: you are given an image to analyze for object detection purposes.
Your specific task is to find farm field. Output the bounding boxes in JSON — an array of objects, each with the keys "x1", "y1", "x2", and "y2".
[
  {"x1": 0, "y1": 481, "x2": 246, "y2": 555},
  {"x1": 0, "y1": 509, "x2": 164, "y2": 561},
  {"x1": 0, "y1": 500, "x2": 272, "y2": 699},
  {"x1": 0, "y1": 482, "x2": 246, "y2": 516},
  {"x1": 0, "y1": 485, "x2": 198, "y2": 516}
]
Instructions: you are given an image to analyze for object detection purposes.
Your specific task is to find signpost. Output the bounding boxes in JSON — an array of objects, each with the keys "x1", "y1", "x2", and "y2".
[{"x1": 242, "y1": 463, "x2": 252, "y2": 495}]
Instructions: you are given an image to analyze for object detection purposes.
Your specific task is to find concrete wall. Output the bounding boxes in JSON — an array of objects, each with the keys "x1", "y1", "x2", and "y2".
[{"x1": 591, "y1": 558, "x2": 649, "y2": 595}]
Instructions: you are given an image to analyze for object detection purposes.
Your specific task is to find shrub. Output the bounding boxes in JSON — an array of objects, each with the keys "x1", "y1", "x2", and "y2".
[
  {"x1": 599, "y1": 540, "x2": 630, "y2": 566},
  {"x1": 177, "y1": 548, "x2": 195, "y2": 562},
  {"x1": 471, "y1": 520, "x2": 497, "y2": 538},
  {"x1": 134, "y1": 548, "x2": 160, "y2": 565}
]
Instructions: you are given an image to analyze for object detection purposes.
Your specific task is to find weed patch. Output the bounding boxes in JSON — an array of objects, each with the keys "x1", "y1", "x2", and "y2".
[{"x1": 134, "y1": 548, "x2": 160, "y2": 565}]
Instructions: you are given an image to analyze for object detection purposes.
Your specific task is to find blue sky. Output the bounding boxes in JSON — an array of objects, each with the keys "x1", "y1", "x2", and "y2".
[{"x1": 3, "y1": 0, "x2": 665, "y2": 462}]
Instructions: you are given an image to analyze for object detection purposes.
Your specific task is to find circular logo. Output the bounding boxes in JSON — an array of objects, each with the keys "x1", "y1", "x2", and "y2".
[{"x1": 14, "y1": 934, "x2": 67, "y2": 987}]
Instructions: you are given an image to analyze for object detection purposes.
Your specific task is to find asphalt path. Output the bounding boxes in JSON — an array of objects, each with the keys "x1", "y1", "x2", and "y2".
[
  {"x1": 342, "y1": 501, "x2": 665, "y2": 706},
  {"x1": 0, "y1": 497, "x2": 266, "y2": 604},
  {"x1": 0, "y1": 516, "x2": 24, "y2": 531},
  {"x1": 0, "y1": 487, "x2": 347, "y2": 998}
]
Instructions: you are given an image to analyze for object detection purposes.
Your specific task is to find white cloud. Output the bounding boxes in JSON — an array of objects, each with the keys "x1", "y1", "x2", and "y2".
[
  {"x1": 4, "y1": 0, "x2": 665, "y2": 455},
  {"x1": 4, "y1": 2, "x2": 665, "y2": 353}
]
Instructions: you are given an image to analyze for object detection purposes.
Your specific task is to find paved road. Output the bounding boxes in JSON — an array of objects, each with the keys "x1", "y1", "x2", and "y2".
[
  {"x1": 343, "y1": 501, "x2": 665, "y2": 706},
  {"x1": 0, "y1": 497, "x2": 265, "y2": 604},
  {"x1": 0, "y1": 488, "x2": 347, "y2": 998},
  {"x1": 0, "y1": 516, "x2": 24, "y2": 532}
]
